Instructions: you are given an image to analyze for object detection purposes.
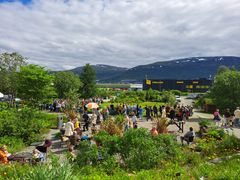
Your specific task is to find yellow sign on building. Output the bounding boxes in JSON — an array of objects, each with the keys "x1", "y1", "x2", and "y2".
[
  {"x1": 176, "y1": 81, "x2": 184, "y2": 84},
  {"x1": 146, "y1": 79, "x2": 151, "y2": 85},
  {"x1": 152, "y1": 81, "x2": 164, "y2": 84}
]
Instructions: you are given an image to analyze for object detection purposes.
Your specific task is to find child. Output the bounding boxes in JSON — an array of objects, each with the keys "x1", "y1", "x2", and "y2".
[{"x1": 32, "y1": 149, "x2": 44, "y2": 163}]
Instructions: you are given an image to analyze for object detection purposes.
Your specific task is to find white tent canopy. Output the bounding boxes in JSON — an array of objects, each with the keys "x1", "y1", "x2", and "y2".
[{"x1": 0, "y1": 92, "x2": 4, "y2": 98}]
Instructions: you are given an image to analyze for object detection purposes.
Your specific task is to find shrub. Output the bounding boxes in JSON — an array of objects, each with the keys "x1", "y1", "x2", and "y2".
[
  {"x1": 76, "y1": 141, "x2": 99, "y2": 167},
  {"x1": 118, "y1": 128, "x2": 179, "y2": 171},
  {"x1": 218, "y1": 135, "x2": 240, "y2": 152},
  {"x1": 0, "y1": 102, "x2": 9, "y2": 110},
  {"x1": 0, "y1": 136, "x2": 25, "y2": 153},
  {"x1": 100, "y1": 118, "x2": 123, "y2": 136},
  {"x1": 155, "y1": 118, "x2": 168, "y2": 134},
  {"x1": 206, "y1": 128, "x2": 225, "y2": 140},
  {"x1": 0, "y1": 108, "x2": 57, "y2": 147},
  {"x1": 94, "y1": 131, "x2": 120, "y2": 155},
  {"x1": 24, "y1": 156, "x2": 74, "y2": 180},
  {"x1": 198, "y1": 119, "x2": 212, "y2": 128},
  {"x1": 161, "y1": 90, "x2": 176, "y2": 106},
  {"x1": 195, "y1": 138, "x2": 218, "y2": 156}
]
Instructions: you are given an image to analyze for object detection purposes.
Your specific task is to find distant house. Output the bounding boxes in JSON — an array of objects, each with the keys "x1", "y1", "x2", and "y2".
[{"x1": 143, "y1": 79, "x2": 212, "y2": 92}]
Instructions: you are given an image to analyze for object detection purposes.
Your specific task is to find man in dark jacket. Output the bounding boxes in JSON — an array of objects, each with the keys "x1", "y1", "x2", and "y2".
[{"x1": 83, "y1": 112, "x2": 90, "y2": 131}]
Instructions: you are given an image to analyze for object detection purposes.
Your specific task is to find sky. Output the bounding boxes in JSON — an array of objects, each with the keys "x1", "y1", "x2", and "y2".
[{"x1": 0, "y1": 0, "x2": 240, "y2": 70}]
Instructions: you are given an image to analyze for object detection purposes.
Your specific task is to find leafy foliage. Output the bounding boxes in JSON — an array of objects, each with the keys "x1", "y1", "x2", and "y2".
[
  {"x1": 17, "y1": 64, "x2": 55, "y2": 105},
  {"x1": 156, "y1": 118, "x2": 168, "y2": 134},
  {"x1": 0, "y1": 136, "x2": 25, "y2": 153},
  {"x1": 0, "y1": 52, "x2": 27, "y2": 95},
  {"x1": 54, "y1": 71, "x2": 81, "y2": 98},
  {"x1": 100, "y1": 118, "x2": 123, "y2": 136},
  {"x1": 211, "y1": 68, "x2": 240, "y2": 110},
  {"x1": 76, "y1": 141, "x2": 99, "y2": 167},
  {"x1": 79, "y1": 64, "x2": 97, "y2": 98},
  {"x1": 0, "y1": 108, "x2": 57, "y2": 145},
  {"x1": 145, "y1": 88, "x2": 161, "y2": 102},
  {"x1": 118, "y1": 128, "x2": 179, "y2": 170},
  {"x1": 161, "y1": 90, "x2": 176, "y2": 106},
  {"x1": 94, "y1": 131, "x2": 120, "y2": 155},
  {"x1": 198, "y1": 119, "x2": 213, "y2": 128}
]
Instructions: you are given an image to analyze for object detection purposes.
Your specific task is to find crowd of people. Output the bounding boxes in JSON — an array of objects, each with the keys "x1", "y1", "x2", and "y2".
[
  {"x1": 213, "y1": 107, "x2": 240, "y2": 128},
  {"x1": 3, "y1": 95, "x2": 240, "y2": 166}
]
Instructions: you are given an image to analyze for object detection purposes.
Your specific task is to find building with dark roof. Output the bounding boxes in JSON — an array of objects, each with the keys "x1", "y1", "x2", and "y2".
[{"x1": 143, "y1": 79, "x2": 212, "y2": 92}]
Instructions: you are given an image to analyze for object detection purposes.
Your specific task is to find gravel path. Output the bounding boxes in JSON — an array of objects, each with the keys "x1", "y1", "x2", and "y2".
[{"x1": 138, "y1": 109, "x2": 240, "y2": 138}]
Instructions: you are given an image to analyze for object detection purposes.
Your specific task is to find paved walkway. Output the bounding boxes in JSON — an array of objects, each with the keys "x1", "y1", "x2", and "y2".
[
  {"x1": 21, "y1": 107, "x2": 240, "y2": 162},
  {"x1": 137, "y1": 110, "x2": 240, "y2": 138}
]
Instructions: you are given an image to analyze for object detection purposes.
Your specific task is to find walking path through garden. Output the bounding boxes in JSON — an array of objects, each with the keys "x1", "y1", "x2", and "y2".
[{"x1": 21, "y1": 97, "x2": 240, "y2": 160}]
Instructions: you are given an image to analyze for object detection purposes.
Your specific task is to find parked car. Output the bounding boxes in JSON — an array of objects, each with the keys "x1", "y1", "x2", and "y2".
[
  {"x1": 175, "y1": 95, "x2": 181, "y2": 102},
  {"x1": 186, "y1": 93, "x2": 200, "y2": 99}
]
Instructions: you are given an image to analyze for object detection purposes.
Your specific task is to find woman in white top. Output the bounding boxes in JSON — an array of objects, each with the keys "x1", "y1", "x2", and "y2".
[
  {"x1": 161, "y1": 107, "x2": 167, "y2": 118},
  {"x1": 64, "y1": 119, "x2": 74, "y2": 137}
]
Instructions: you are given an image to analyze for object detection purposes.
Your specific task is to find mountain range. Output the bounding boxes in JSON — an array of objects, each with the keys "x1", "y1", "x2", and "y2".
[{"x1": 68, "y1": 56, "x2": 240, "y2": 83}]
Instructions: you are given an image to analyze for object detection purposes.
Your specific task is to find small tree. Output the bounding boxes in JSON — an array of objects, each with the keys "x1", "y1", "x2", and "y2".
[
  {"x1": 17, "y1": 64, "x2": 54, "y2": 105},
  {"x1": 0, "y1": 52, "x2": 27, "y2": 97},
  {"x1": 161, "y1": 90, "x2": 176, "y2": 106},
  {"x1": 54, "y1": 71, "x2": 81, "y2": 99},
  {"x1": 211, "y1": 68, "x2": 240, "y2": 110},
  {"x1": 79, "y1": 64, "x2": 96, "y2": 98}
]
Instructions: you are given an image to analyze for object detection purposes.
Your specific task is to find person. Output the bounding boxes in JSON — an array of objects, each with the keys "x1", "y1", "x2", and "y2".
[
  {"x1": 81, "y1": 134, "x2": 90, "y2": 142},
  {"x1": 181, "y1": 127, "x2": 195, "y2": 145},
  {"x1": 32, "y1": 148, "x2": 44, "y2": 163},
  {"x1": 213, "y1": 109, "x2": 221, "y2": 127},
  {"x1": 153, "y1": 105, "x2": 158, "y2": 117},
  {"x1": 73, "y1": 117, "x2": 80, "y2": 132},
  {"x1": 96, "y1": 108, "x2": 101, "y2": 124},
  {"x1": 145, "y1": 106, "x2": 151, "y2": 121},
  {"x1": 169, "y1": 108, "x2": 176, "y2": 122},
  {"x1": 138, "y1": 106, "x2": 143, "y2": 120},
  {"x1": 83, "y1": 112, "x2": 90, "y2": 131},
  {"x1": 0, "y1": 145, "x2": 12, "y2": 164},
  {"x1": 199, "y1": 125, "x2": 208, "y2": 138},
  {"x1": 224, "y1": 108, "x2": 232, "y2": 127},
  {"x1": 64, "y1": 119, "x2": 74, "y2": 138},
  {"x1": 69, "y1": 131, "x2": 81, "y2": 148},
  {"x1": 151, "y1": 127, "x2": 158, "y2": 137},
  {"x1": 124, "y1": 115, "x2": 132, "y2": 131},
  {"x1": 91, "y1": 112, "x2": 97, "y2": 125},
  {"x1": 60, "y1": 123, "x2": 66, "y2": 136},
  {"x1": 131, "y1": 113, "x2": 137, "y2": 126},
  {"x1": 161, "y1": 106, "x2": 167, "y2": 118},
  {"x1": 234, "y1": 107, "x2": 240, "y2": 127},
  {"x1": 36, "y1": 139, "x2": 52, "y2": 154}
]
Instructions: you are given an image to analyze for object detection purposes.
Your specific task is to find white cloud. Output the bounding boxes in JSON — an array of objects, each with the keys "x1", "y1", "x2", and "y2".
[{"x1": 0, "y1": 0, "x2": 240, "y2": 70}]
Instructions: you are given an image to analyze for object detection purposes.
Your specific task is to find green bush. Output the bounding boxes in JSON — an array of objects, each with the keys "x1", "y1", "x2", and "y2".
[
  {"x1": 0, "y1": 155, "x2": 75, "y2": 180},
  {"x1": 94, "y1": 131, "x2": 120, "y2": 155},
  {"x1": 218, "y1": 135, "x2": 240, "y2": 152},
  {"x1": 206, "y1": 128, "x2": 225, "y2": 140},
  {"x1": 190, "y1": 156, "x2": 240, "y2": 179},
  {"x1": 161, "y1": 90, "x2": 176, "y2": 106},
  {"x1": 198, "y1": 119, "x2": 212, "y2": 128},
  {"x1": 118, "y1": 128, "x2": 179, "y2": 171},
  {"x1": 76, "y1": 141, "x2": 99, "y2": 167},
  {"x1": 0, "y1": 108, "x2": 57, "y2": 147},
  {"x1": 0, "y1": 102, "x2": 9, "y2": 110},
  {"x1": 0, "y1": 136, "x2": 25, "y2": 153},
  {"x1": 196, "y1": 138, "x2": 218, "y2": 156},
  {"x1": 196, "y1": 133, "x2": 240, "y2": 157}
]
